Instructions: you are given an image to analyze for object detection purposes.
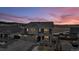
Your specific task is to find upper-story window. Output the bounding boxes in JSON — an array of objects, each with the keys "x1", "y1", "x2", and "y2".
[
  {"x1": 31, "y1": 28, "x2": 36, "y2": 32},
  {"x1": 39, "y1": 28, "x2": 43, "y2": 33},
  {"x1": 44, "y1": 28, "x2": 49, "y2": 33},
  {"x1": 41, "y1": 28, "x2": 44, "y2": 33},
  {"x1": 26, "y1": 28, "x2": 36, "y2": 32},
  {"x1": 27, "y1": 28, "x2": 29, "y2": 32},
  {"x1": 39, "y1": 28, "x2": 44, "y2": 33},
  {"x1": 24, "y1": 28, "x2": 28, "y2": 33},
  {"x1": 49, "y1": 29, "x2": 52, "y2": 34},
  {"x1": 39, "y1": 29, "x2": 41, "y2": 33},
  {"x1": 39, "y1": 28, "x2": 49, "y2": 33}
]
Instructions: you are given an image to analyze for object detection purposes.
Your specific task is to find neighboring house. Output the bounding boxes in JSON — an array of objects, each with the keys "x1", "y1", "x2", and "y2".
[
  {"x1": 69, "y1": 27, "x2": 79, "y2": 39},
  {"x1": 0, "y1": 22, "x2": 23, "y2": 40},
  {"x1": 53, "y1": 25, "x2": 70, "y2": 33},
  {"x1": 70, "y1": 27, "x2": 79, "y2": 34}
]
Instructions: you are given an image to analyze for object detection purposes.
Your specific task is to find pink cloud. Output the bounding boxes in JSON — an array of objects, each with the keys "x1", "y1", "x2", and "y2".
[
  {"x1": 49, "y1": 8, "x2": 79, "y2": 25},
  {"x1": 50, "y1": 15, "x2": 79, "y2": 25}
]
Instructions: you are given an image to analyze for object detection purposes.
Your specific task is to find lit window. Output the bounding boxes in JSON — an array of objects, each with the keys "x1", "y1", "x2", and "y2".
[
  {"x1": 27, "y1": 28, "x2": 29, "y2": 31},
  {"x1": 39, "y1": 29, "x2": 41, "y2": 32},
  {"x1": 44, "y1": 28, "x2": 49, "y2": 32},
  {"x1": 39, "y1": 28, "x2": 44, "y2": 33},
  {"x1": 44, "y1": 36, "x2": 49, "y2": 39},
  {"x1": 31, "y1": 28, "x2": 36, "y2": 32}
]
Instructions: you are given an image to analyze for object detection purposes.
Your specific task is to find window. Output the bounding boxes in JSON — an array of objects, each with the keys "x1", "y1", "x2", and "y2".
[
  {"x1": 49, "y1": 29, "x2": 52, "y2": 34},
  {"x1": 41, "y1": 28, "x2": 44, "y2": 33},
  {"x1": 39, "y1": 28, "x2": 41, "y2": 32},
  {"x1": 39, "y1": 28, "x2": 44, "y2": 33},
  {"x1": 39, "y1": 28, "x2": 49, "y2": 33},
  {"x1": 26, "y1": 28, "x2": 36, "y2": 32},
  {"x1": 44, "y1": 28, "x2": 49, "y2": 33},
  {"x1": 31, "y1": 28, "x2": 36, "y2": 32},
  {"x1": 44, "y1": 28, "x2": 49, "y2": 32},
  {"x1": 27, "y1": 28, "x2": 29, "y2": 32},
  {"x1": 44, "y1": 36, "x2": 49, "y2": 40}
]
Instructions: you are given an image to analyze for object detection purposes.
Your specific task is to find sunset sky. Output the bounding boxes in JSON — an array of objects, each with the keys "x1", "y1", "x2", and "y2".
[{"x1": 0, "y1": 7, "x2": 79, "y2": 25}]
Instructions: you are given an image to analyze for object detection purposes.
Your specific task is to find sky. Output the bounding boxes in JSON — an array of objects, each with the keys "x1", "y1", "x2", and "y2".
[{"x1": 0, "y1": 7, "x2": 79, "y2": 25}]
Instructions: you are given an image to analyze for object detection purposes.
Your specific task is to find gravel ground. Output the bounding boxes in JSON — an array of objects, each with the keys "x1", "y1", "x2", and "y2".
[
  {"x1": 60, "y1": 40, "x2": 79, "y2": 51},
  {"x1": 0, "y1": 39, "x2": 34, "y2": 51}
]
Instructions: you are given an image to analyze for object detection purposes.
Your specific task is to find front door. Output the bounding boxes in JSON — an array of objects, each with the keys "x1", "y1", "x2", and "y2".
[{"x1": 37, "y1": 36, "x2": 41, "y2": 42}]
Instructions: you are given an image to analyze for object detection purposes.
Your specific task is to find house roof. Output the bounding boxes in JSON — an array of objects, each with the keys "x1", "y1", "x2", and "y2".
[{"x1": 27, "y1": 22, "x2": 54, "y2": 28}]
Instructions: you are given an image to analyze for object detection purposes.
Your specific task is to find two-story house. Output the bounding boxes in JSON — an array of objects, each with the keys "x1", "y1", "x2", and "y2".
[{"x1": 24, "y1": 22, "x2": 54, "y2": 45}]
